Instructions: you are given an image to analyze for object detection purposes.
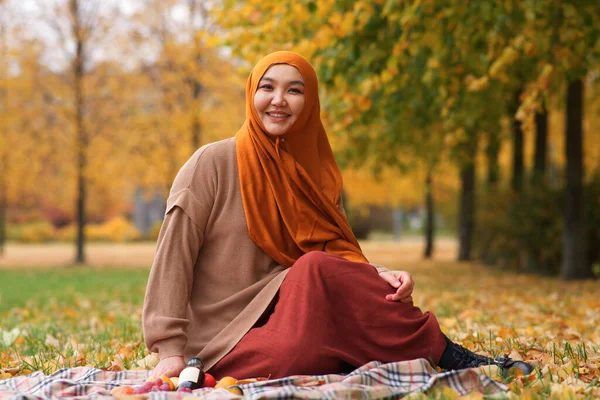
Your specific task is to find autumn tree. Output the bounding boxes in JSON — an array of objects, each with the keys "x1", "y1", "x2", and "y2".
[
  {"x1": 30, "y1": 0, "x2": 124, "y2": 263},
  {"x1": 482, "y1": 1, "x2": 600, "y2": 278},
  {"x1": 124, "y1": 0, "x2": 245, "y2": 196},
  {"x1": 0, "y1": 4, "x2": 48, "y2": 254}
]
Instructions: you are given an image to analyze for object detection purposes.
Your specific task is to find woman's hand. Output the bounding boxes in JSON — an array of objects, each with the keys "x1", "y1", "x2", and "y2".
[
  {"x1": 378, "y1": 270, "x2": 414, "y2": 302},
  {"x1": 151, "y1": 356, "x2": 186, "y2": 378}
]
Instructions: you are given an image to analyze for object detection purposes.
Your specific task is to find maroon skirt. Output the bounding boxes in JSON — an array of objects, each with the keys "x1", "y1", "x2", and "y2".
[{"x1": 209, "y1": 251, "x2": 446, "y2": 379}]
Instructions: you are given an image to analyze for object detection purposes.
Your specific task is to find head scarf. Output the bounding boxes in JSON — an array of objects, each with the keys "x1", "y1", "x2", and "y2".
[{"x1": 235, "y1": 51, "x2": 368, "y2": 268}]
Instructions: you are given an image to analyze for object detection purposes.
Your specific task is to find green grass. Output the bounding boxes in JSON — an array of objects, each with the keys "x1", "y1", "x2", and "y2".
[
  {"x1": 0, "y1": 266, "x2": 151, "y2": 372},
  {"x1": 0, "y1": 267, "x2": 150, "y2": 313}
]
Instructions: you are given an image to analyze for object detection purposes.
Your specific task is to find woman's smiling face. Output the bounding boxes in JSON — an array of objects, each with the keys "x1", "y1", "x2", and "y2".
[{"x1": 253, "y1": 64, "x2": 305, "y2": 136}]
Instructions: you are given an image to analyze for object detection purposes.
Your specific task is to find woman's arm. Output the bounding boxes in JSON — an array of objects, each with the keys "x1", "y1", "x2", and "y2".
[
  {"x1": 142, "y1": 206, "x2": 204, "y2": 361},
  {"x1": 142, "y1": 146, "x2": 218, "y2": 376}
]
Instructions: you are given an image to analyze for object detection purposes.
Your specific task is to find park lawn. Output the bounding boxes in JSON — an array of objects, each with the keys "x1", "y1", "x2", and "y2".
[
  {"x1": 1, "y1": 251, "x2": 599, "y2": 398},
  {"x1": 0, "y1": 267, "x2": 150, "y2": 373}
]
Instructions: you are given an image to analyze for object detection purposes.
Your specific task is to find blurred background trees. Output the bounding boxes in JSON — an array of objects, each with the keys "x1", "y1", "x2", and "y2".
[{"x1": 0, "y1": 0, "x2": 598, "y2": 278}]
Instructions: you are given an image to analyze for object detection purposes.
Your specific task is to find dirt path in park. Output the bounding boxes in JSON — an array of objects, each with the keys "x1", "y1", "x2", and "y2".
[{"x1": 0, "y1": 237, "x2": 458, "y2": 268}]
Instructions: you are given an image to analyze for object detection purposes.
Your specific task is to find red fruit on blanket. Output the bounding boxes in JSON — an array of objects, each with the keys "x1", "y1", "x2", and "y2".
[
  {"x1": 134, "y1": 381, "x2": 153, "y2": 394},
  {"x1": 152, "y1": 378, "x2": 164, "y2": 387},
  {"x1": 159, "y1": 383, "x2": 171, "y2": 391},
  {"x1": 134, "y1": 377, "x2": 175, "y2": 394},
  {"x1": 203, "y1": 373, "x2": 216, "y2": 388}
]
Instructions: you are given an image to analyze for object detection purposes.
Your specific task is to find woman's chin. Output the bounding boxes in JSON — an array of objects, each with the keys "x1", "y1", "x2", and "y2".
[{"x1": 265, "y1": 125, "x2": 289, "y2": 136}]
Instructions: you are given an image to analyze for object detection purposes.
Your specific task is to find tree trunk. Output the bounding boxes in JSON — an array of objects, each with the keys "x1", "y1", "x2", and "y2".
[
  {"x1": 458, "y1": 141, "x2": 476, "y2": 261},
  {"x1": 486, "y1": 130, "x2": 500, "y2": 188},
  {"x1": 190, "y1": 20, "x2": 202, "y2": 151},
  {"x1": 191, "y1": 111, "x2": 201, "y2": 150},
  {"x1": 190, "y1": 77, "x2": 202, "y2": 150},
  {"x1": 424, "y1": 170, "x2": 434, "y2": 259},
  {"x1": 511, "y1": 89, "x2": 524, "y2": 193},
  {"x1": 0, "y1": 27, "x2": 6, "y2": 255},
  {"x1": 0, "y1": 159, "x2": 6, "y2": 256},
  {"x1": 72, "y1": 0, "x2": 87, "y2": 264},
  {"x1": 480, "y1": 130, "x2": 500, "y2": 264},
  {"x1": 561, "y1": 79, "x2": 589, "y2": 279},
  {"x1": 533, "y1": 107, "x2": 548, "y2": 181}
]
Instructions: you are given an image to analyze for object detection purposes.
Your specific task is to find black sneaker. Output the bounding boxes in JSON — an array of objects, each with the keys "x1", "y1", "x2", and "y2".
[{"x1": 444, "y1": 341, "x2": 534, "y2": 375}]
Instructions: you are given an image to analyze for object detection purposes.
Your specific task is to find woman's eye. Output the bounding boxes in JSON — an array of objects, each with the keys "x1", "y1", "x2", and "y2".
[
  {"x1": 260, "y1": 84, "x2": 273, "y2": 90},
  {"x1": 289, "y1": 88, "x2": 304, "y2": 94}
]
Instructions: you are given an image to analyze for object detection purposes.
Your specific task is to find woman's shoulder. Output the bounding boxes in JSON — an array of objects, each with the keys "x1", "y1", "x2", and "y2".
[
  {"x1": 170, "y1": 137, "x2": 236, "y2": 194},
  {"x1": 192, "y1": 137, "x2": 236, "y2": 163},
  {"x1": 185, "y1": 137, "x2": 237, "y2": 174}
]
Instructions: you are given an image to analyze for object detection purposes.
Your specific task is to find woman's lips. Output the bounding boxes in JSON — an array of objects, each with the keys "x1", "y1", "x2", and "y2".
[{"x1": 266, "y1": 112, "x2": 289, "y2": 122}]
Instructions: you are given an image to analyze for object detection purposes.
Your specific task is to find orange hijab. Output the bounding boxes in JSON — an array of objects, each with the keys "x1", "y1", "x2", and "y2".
[{"x1": 235, "y1": 51, "x2": 368, "y2": 268}]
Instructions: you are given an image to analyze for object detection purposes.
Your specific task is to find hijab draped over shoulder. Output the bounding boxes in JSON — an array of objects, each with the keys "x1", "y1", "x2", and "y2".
[{"x1": 235, "y1": 51, "x2": 369, "y2": 267}]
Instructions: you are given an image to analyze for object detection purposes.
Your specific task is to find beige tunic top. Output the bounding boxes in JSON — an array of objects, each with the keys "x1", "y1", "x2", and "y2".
[{"x1": 142, "y1": 137, "x2": 387, "y2": 371}]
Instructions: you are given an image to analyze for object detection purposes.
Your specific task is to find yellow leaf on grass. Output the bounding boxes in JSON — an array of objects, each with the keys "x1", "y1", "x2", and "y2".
[
  {"x1": 478, "y1": 364, "x2": 501, "y2": 379},
  {"x1": 117, "y1": 346, "x2": 133, "y2": 358},
  {"x1": 497, "y1": 326, "x2": 513, "y2": 339},
  {"x1": 508, "y1": 349, "x2": 523, "y2": 361},
  {"x1": 525, "y1": 326, "x2": 534, "y2": 336},
  {"x1": 135, "y1": 352, "x2": 159, "y2": 369},
  {"x1": 577, "y1": 367, "x2": 589, "y2": 374},
  {"x1": 109, "y1": 354, "x2": 125, "y2": 371}
]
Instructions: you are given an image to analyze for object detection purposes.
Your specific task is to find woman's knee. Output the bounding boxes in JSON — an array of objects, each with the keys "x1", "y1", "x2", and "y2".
[
  {"x1": 296, "y1": 250, "x2": 336, "y2": 269},
  {"x1": 288, "y1": 251, "x2": 344, "y2": 282},
  {"x1": 297, "y1": 250, "x2": 331, "y2": 264}
]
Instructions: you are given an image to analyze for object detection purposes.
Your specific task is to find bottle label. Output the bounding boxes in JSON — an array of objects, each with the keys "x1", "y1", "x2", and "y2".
[{"x1": 179, "y1": 367, "x2": 200, "y2": 383}]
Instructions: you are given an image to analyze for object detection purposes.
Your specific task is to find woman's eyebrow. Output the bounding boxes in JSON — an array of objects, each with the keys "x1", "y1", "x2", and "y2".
[{"x1": 259, "y1": 77, "x2": 305, "y2": 86}]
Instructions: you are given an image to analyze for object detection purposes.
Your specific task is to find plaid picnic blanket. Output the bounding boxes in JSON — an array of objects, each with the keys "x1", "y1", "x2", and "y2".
[{"x1": 0, "y1": 358, "x2": 507, "y2": 399}]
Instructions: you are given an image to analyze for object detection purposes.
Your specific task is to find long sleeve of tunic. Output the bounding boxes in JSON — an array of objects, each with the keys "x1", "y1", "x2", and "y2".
[{"x1": 142, "y1": 138, "x2": 288, "y2": 370}]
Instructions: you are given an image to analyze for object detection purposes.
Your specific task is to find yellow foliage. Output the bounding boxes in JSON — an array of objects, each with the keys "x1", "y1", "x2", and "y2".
[
  {"x1": 393, "y1": 41, "x2": 409, "y2": 56},
  {"x1": 9, "y1": 222, "x2": 56, "y2": 243},
  {"x1": 291, "y1": 3, "x2": 309, "y2": 23},
  {"x1": 338, "y1": 12, "x2": 355, "y2": 37},
  {"x1": 92, "y1": 217, "x2": 141, "y2": 242},
  {"x1": 56, "y1": 217, "x2": 141, "y2": 243},
  {"x1": 341, "y1": 158, "x2": 458, "y2": 211},
  {"x1": 466, "y1": 76, "x2": 490, "y2": 92},
  {"x1": 426, "y1": 57, "x2": 440, "y2": 69},
  {"x1": 313, "y1": 26, "x2": 334, "y2": 50},
  {"x1": 356, "y1": 96, "x2": 372, "y2": 112}
]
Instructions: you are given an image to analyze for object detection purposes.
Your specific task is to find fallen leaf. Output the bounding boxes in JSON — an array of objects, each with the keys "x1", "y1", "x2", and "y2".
[
  {"x1": 45, "y1": 334, "x2": 60, "y2": 349},
  {"x1": 135, "y1": 352, "x2": 159, "y2": 369}
]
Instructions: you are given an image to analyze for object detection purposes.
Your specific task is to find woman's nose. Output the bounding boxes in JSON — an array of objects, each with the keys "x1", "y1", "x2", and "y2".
[{"x1": 271, "y1": 91, "x2": 287, "y2": 106}]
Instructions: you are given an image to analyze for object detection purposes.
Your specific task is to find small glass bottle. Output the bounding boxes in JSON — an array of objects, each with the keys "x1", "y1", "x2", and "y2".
[{"x1": 177, "y1": 357, "x2": 205, "y2": 390}]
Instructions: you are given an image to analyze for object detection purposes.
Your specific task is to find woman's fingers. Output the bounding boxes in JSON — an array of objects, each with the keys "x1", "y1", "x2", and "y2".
[
  {"x1": 395, "y1": 272, "x2": 414, "y2": 297},
  {"x1": 151, "y1": 356, "x2": 186, "y2": 378},
  {"x1": 385, "y1": 292, "x2": 413, "y2": 302},
  {"x1": 379, "y1": 270, "x2": 415, "y2": 302},
  {"x1": 379, "y1": 271, "x2": 401, "y2": 288}
]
